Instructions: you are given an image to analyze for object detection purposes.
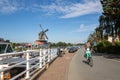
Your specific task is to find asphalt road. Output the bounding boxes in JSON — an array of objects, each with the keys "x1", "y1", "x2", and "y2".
[{"x1": 67, "y1": 47, "x2": 120, "y2": 80}]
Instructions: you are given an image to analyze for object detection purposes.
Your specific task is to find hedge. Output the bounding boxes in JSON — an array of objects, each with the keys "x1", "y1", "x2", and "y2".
[{"x1": 96, "y1": 40, "x2": 120, "y2": 54}]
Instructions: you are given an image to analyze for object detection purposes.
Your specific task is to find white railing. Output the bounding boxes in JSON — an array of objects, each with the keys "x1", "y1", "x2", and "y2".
[{"x1": 0, "y1": 48, "x2": 58, "y2": 80}]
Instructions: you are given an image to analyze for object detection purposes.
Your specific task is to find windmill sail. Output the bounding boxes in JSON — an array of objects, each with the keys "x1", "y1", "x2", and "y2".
[{"x1": 39, "y1": 25, "x2": 48, "y2": 40}]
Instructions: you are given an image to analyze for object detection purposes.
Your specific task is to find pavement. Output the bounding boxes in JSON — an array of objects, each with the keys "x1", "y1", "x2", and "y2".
[
  {"x1": 37, "y1": 51, "x2": 76, "y2": 80},
  {"x1": 68, "y1": 47, "x2": 120, "y2": 80}
]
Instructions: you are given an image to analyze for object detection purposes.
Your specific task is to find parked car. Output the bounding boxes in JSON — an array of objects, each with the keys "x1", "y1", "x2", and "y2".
[
  {"x1": 0, "y1": 42, "x2": 14, "y2": 54},
  {"x1": 68, "y1": 47, "x2": 78, "y2": 53}
]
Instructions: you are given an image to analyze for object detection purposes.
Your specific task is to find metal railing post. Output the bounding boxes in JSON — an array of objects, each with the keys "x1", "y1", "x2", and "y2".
[
  {"x1": 26, "y1": 51, "x2": 30, "y2": 79},
  {"x1": 46, "y1": 49, "x2": 48, "y2": 61},
  {"x1": 43, "y1": 49, "x2": 45, "y2": 66},
  {"x1": 55, "y1": 49, "x2": 57, "y2": 57},
  {"x1": 39, "y1": 49, "x2": 42, "y2": 68},
  {"x1": 47, "y1": 48, "x2": 50, "y2": 62},
  {"x1": 51, "y1": 49, "x2": 54, "y2": 59},
  {"x1": 0, "y1": 66, "x2": 2, "y2": 80},
  {"x1": 50, "y1": 49, "x2": 52, "y2": 60}
]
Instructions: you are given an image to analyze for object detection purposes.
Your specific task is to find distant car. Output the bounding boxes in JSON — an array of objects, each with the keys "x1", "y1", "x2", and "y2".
[{"x1": 68, "y1": 47, "x2": 78, "y2": 53}]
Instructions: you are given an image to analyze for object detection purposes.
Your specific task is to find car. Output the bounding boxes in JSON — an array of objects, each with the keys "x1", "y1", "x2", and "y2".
[
  {"x1": 68, "y1": 47, "x2": 78, "y2": 53},
  {"x1": 0, "y1": 42, "x2": 14, "y2": 54}
]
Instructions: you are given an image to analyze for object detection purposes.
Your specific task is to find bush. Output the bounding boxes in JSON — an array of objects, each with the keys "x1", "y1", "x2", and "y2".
[
  {"x1": 96, "y1": 42, "x2": 105, "y2": 53},
  {"x1": 96, "y1": 40, "x2": 112, "y2": 53},
  {"x1": 114, "y1": 41, "x2": 120, "y2": 54},
  {"x1": 114, "y1": 41, "x2": 120, "y2": 46},
  {"x1": 96, "y1": 40, "x2": 120, "y2": 54}
]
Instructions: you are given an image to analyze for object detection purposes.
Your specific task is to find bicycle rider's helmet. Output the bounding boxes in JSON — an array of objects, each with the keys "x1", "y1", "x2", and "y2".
[{"x1": 87, "y1": 48, "x2": 90, "y2": 51}]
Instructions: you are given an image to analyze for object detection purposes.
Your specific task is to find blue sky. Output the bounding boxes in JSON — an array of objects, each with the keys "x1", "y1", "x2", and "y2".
[{"x1": 0, "y1": 0, "x2": 102, "y2": 43}]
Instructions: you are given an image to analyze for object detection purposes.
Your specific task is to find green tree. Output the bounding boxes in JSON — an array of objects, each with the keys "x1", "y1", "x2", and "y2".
[{"x1": 100, "y1": 0, "x2": 120, "y2": 41}]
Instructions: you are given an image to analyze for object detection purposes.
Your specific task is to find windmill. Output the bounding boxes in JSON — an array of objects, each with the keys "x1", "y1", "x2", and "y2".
[
  {"x1": 39, "y1": 24, "x2": 48, "y2": 41},
  {"x1": 36, "y1": 24, "x2": 49, "y2": 45}
]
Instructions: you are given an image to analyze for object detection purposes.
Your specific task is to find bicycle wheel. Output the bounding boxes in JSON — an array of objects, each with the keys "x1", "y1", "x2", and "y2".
[{"x1": 89, "y1": 57, "x2": 93, "y2": 67}]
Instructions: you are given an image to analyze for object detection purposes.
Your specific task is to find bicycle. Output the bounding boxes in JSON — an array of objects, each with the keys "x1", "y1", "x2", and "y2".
[{"x1": 87, "y1": 57, "x2": 93, "y2": 67}]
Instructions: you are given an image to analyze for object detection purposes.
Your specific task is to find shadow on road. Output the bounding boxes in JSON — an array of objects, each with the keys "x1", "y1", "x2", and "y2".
[
  {"x1": 92, "y1": 52, "x2": 103, "y2": 56},
  {"x1": 92, "y1": 52, "x2": 120, "y2": 61},
  {"x1": 82, "y1": 60, "x2": 93, "y2": 67},
  {"x1": 82, "y1": 60, "x2": 89, "y2": 65},
  {"x1": 103, "y1": 54, "x2": 120, "y2": 61}
]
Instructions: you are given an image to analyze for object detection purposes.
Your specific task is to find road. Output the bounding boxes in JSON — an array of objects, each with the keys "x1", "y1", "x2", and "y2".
[{"x1": 67, "y1": 47, "x2": 120, "y2": 80}]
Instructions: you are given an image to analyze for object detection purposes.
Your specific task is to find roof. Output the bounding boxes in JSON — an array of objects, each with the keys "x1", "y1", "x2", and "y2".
[{"x1": 0, "y1": 42, "x2": 10, "y2": 45}]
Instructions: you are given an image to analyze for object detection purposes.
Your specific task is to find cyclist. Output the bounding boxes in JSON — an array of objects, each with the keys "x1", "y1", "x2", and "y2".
[
  {"x1": 85, "y1": 48, "x2": 91, "y2": 59},
  {"x1": 84, "y1": 48, "x2": 93, "y2": 67}
]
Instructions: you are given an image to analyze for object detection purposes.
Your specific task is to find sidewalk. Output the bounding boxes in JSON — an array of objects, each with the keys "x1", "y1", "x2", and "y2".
[{"x1": 37, "y1": 52, "x2": 75, "y2": 80}]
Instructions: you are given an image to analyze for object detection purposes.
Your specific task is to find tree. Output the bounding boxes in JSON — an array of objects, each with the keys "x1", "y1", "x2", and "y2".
[{"x1": 100, "y1": 0, "x2": 120, "y2": 41}]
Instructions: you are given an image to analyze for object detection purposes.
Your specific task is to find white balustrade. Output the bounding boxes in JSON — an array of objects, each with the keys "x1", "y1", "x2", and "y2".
[{"x1": 0, "y1": 48, "x2": 58, "y2": 80}]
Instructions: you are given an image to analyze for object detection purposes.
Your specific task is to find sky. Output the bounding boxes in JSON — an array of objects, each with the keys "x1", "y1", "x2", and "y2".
[{"x1": 0, "y1": 0, "x2": 102, "y2": 43}]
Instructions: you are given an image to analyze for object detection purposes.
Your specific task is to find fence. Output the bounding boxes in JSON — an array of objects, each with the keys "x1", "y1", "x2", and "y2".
[{"x1": 0, "y1": 48, "x2": 58, "y2": 80}]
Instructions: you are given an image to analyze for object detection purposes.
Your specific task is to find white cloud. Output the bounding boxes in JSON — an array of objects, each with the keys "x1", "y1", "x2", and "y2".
[
  {"x1": 74, "y1": 24, "x2": 97, "y2": 32},
  {"x1": 0, "y1": 0, "x2": 102, "y2": 18},
  {"x1": 0, "y1": 0, "x2": 21, "y2": 14},
  {"x1": 76, "y1": 24, "x2": 88, "y2": 32},
  {"x1": 40, "y1": 0, "x2": 102, "y2": 18}
]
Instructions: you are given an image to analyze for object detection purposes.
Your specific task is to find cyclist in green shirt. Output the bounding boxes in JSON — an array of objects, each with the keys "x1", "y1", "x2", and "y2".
[
  {"x1": 84, "y1": 48, "x2": 93, "y2": 67},
  {"x1": 85, "y1": 48, "x2": 91, "y2": 59}
]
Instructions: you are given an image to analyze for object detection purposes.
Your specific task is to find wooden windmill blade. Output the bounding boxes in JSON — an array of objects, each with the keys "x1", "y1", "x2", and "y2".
[
  {"x1": 44, "y1": 29, "x2": 48, "y2": 32},
  {"x1": 40, "y1": 24, "x2": 44, "y2": 31},
  {"x1": 44, "y1": 33, "x2": 48, "y2": 39},
  {"x1": 44, "y1": 29, "x2": 48, "y2": 39},
  {"x1": 40, "y1": 24, "x2": 48, "y2": 32}
]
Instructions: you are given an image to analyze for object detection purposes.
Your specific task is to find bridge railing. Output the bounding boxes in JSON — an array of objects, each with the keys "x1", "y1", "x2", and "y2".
[{"x1": 0, "y1": 48, "x2": 58, "y2": 80}]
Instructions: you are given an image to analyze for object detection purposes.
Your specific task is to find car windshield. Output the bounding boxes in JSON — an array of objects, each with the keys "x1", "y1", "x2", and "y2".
[
  {"x1": 0, "y1": 44, "x2": 6, "y2": 54},
  {"x1": 0, "y1": 43, "x2": 13, "y2": 54},
  {"x1": 6, "y1": 45, "x2": 13, "y2": 53}
]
